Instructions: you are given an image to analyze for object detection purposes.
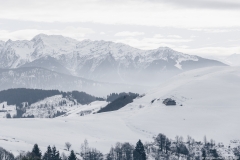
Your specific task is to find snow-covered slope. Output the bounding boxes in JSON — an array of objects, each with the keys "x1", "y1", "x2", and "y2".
[
  {"x1": 61, "y1": 101, "x2": 108, "y2": 118},
  {"x1": 23, "y1": 95, "x2": 76, "y2": 118},
  {"x1": 119, "y1": 66, "x2": 240, "y2": 141},
  {"x1": 0, "y1": 66, "x2": 239, "y2": 156},
  {"x1": 22, "y1": 95, "x2": 108, "y2": 118},
  {"x1": 0, "y1": 34, "x2": 226, "y2": 85}
]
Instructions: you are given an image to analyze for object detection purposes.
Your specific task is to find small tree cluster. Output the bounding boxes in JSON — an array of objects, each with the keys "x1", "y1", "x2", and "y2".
[
  {"x1": 42, "y1": 145, "x2": 61, "y2": 160},
  {"x1": 81, "y1": 139, "x2": 103, "y2": 160},
  {"x1": 106, "y1": 142, "x2": 134, "y2": 160}
]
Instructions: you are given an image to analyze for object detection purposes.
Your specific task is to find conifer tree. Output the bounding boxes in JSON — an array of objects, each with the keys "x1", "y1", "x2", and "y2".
[
  {"x1": 133, "y1": 140, "x2": 146, "y2": 160},
  {"x1": 32, "y1": 144, "x2": 42, "y2": 159},
  {"x1": 43, "y1": 146, "x2": 52, "y2": 160},
  {"x1": 202, "y1": 149, "x2": 207, "y2": 160},
  {"x1": 52, "y1": 146, "x2": 61, "y2": 160},
  {"x1": 68, "y1": 150, "x2": 77, "y2": 160}
]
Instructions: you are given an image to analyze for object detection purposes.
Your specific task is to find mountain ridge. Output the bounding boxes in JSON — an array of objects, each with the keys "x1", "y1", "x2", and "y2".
[
  {"x1": 0, "y1": 67, "x2": 146, "y2": 96},
  {"x1": 0, "y1": 34, "x2": 227, "y2": 86}
]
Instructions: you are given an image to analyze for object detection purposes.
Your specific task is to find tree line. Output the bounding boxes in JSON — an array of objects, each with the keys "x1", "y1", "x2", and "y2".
[
  {"x1": 106, "y1": 93, "x2": 139, "y2": 102},
  {"x1": 98, "y1": 93, "x2": 139, "y2": 113},
  {"x1": 1, "y1": 133, "x2": 240, "y2": 160},
  {"x1": 0, "y1": 88, "x2": 104, "y2": 107}
]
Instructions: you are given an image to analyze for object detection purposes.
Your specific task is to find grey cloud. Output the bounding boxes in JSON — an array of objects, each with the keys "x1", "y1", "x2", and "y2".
[{"x1": 147, "y1": 0, "x2": 240, "y2": 9}]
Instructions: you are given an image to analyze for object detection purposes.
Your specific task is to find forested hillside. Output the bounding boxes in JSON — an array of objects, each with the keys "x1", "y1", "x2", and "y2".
[
  {"x1": 98, "y1": 93, "x2": 139, "y2": 113},
  {"x1": 106, "y1": 92, "x2": 139, "y2": 102},
  {"x1": 0, "y1": 88, "x2": 104, "y2": 106}
]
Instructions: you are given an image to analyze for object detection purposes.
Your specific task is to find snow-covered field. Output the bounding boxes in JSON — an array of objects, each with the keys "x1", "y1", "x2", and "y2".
[{"x1": 0, "y1": 66, "x2": 240, "y2": 156}]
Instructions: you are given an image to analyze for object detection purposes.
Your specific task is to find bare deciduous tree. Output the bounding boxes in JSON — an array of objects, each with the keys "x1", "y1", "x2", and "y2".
[{"x1": 65, "y1": 142, "x2": 72, "y2": 151}]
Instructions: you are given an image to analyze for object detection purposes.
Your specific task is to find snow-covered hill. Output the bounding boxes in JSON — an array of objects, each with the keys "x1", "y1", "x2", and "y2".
[
  {"x1": 0, "y1": 34, "x2": 226, "y2": 85},
  {"x1": 0, "y1": 66, "x2": 239, "y2": 156},
  {"x1": 23, "y1": 95, "x2": 108, "y2": 118}
]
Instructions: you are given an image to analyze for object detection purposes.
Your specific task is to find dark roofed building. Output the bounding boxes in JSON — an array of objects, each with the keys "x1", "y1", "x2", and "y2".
[{"x1": 163, "y1": 98, "x2": 176, "y2": 106}]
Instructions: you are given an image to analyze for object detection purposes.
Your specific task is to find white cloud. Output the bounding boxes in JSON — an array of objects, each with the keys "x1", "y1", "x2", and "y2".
[
  {"x1": 0, "y1": 27, "x2": 94, "y2": 41},
  {"x1": 190, "y1": 28, "x2": 239, "y2": 33},
  {"x1": 154, "y1": 0, "x2": 240, "y2": 10},
  {"x1": 153, "y1": 34, "x2": 164, "y2": 38},
  {"x1": 167, "y1": 35, "x2": 182, "y2": 38},
  {"x1": 114, "y1": 31, "x2": 145, "y2": 37},
  {"x1": 175, "y1": 46, "x2": 240, "y2": 56},
  {"x1": 0, "y1": 0, "x2": 239, "y2": 28},
  {"x1": 115, "y1": 35, "x2": 192, "y2": 50}
]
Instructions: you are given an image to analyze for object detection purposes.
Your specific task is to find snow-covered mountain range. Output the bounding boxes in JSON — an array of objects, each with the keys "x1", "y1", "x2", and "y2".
[{"x1": 0, "y1": 34, "x2": 226, "y2": 88}]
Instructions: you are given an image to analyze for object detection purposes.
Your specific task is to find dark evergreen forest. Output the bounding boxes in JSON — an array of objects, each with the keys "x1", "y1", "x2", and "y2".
[
  {"x1": 98, "y1": 93, "x2": 139, "y2": 113},
  {"x1": 0, "y1": 88, "x2": 104, "y2": 106},
  {"x1": 106, "y1": 92, "x2": 139, "y2": 102}
]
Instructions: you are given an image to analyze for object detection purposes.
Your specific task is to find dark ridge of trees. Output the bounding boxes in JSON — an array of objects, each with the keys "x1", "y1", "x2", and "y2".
[
  {"x1": 62, "y1": 91, "x2": 104, "y2": 105},
  {"x1": 98, "y1": 94, "x2": 139, "y2": 113},
  {"x1": 0, "y1": 88, "x2": 61, "y2": 106},
  {"x1": 96, "y1": 97, "x2": 105, "y2": 101},
  {"x1": 106, "y1": 92, "x2": 139, "y2": 102},
  {"x1": 0, "y1": 88, "x2": 105, "y2": 107}
]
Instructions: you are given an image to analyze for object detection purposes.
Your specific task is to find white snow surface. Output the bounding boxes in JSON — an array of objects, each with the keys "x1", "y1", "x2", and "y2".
[
  {"x1": 62, "y1": 101, "x2": 108, "y2": 118},
  {"x1": 0, "y1": 66, "x2": 240, "y2": 156}
]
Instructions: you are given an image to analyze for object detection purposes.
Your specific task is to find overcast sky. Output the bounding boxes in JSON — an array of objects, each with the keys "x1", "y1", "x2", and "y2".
[{"x1": 0, "y1": 0, "x2": 240, "y2": 57}]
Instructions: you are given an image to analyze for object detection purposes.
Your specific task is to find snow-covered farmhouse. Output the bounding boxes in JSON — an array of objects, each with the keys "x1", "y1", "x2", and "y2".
[{"x1": 163, "y1": 98, "x2": 176, "y2": 106}]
